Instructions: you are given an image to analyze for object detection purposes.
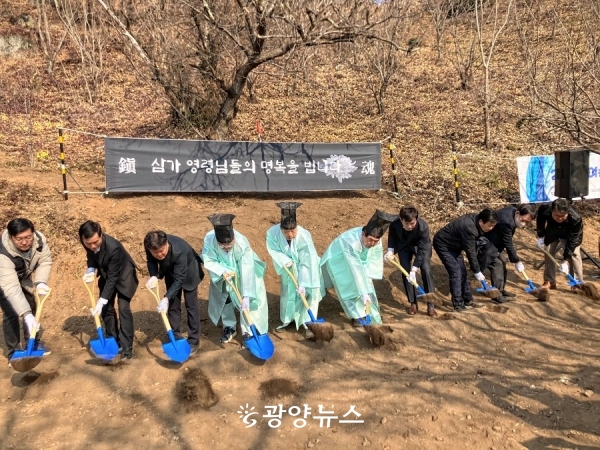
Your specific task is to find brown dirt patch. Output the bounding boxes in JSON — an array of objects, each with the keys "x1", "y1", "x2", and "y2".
[
  {"x1": 175, "y1": 367, "x2": 218, "y2": 411},
  {"x1": 259, "y1": 378, "x2": 302, "y2": 399}
]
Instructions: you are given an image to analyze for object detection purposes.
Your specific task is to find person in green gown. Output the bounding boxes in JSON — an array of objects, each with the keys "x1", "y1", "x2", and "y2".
[
  {"x1": 202, "y1": 214, "x2": 269, "y2": 344},
  {"x1": 320, "y1": 210, "x2": 396, "y2": 326},
  {"x1": 266, "y1": 202, "x2": 324, "y2": 339}
]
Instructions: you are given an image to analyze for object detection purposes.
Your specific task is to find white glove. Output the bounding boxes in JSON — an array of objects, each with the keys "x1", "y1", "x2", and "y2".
[
  {"x1": 515, "y1": 261, "x2": 525, "y2": 273},
  {"x1": 24, "y1": 313, "x2": 37, "y2": 335},
  {"x1": 560, "y1": 261, "x2": 569, "y2": 274},
  {"x1": 409, "y1": 267, "x2": 418, "y2": 284},
  {"x1": 82, "y1": 270, "x2": 95, "y2": 283},
  {"x1": 223, "y1": 271, "x2": 235, "y2": 281},
  {"x1": 157, "y1": 297, "x2": 169, "y2": 313},
  {"x1": 384, "y1": 249, "x2": 394, "y2": 260},
  {"x1": 536, "y1": 238, "x2": 545, "y2": 249},
  {"x1": 241, "y1": 296, "x2": 250, "y2": 310},
  {"x1": 36, "y1": 283, "x2": 50, "y2": 295},
  {"x1": 474, "y1": 272, "x2": 486, "y2": 281},
  {"x1": 90, "y1": 297, "x2": 108, "y2": 317},
  {"x1": 297, "y1": 286, "x2": 306, "y2": 296},
  {"x1": 284, "y1": 261, "x2": 294, "y2": 268},
  {"x1": 146, "y1": 276, "x2": 158, "y2": 289},
  {"x1": 362, "y1": 294, "x2": 370, "y2": 305}
]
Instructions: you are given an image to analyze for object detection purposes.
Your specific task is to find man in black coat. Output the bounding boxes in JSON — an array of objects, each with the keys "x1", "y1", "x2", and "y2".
[
  {"x1": 478, "y1": 205, "x2": 536, "y2": 303},
  {"x1": 144, "y1": 231, "x2": 203, "y2": 354},
  {"x1": 433, "y1": 209, "x2": 498, "y2": 312},
  {"x1": 386, "y1": 206, "x2": 437, "y2": 316},
  {"x1": 80, "y1": 221, "x2": 139, "y2": 359},
  {"x1": 536, "y1": 198, "x2": 584, "y2": 289}
]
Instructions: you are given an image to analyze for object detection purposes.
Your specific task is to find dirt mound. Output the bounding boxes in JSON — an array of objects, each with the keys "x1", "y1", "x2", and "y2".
[
  {"x1": 259, "y1": 378, "x2": 302, "y2": 399},
  {"x1": 175, "y1": 367, "x2": 218, "y2": 411}
]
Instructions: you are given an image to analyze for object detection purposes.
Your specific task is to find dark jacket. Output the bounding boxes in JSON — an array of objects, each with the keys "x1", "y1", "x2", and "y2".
[
  {"x1": 536, "y1": 204, "x2": 583, "y2": 259},
  {"x1": 484, "y1": 206, "x2": 520, "y2": 263},
  {"x1": 433, "y1": 213, "x2": 484, "y2": 273},
  {"x1": 387, "y1": 217, "x2": 431, "y2": 268},
  {"x1": 85, "y1": 234, "x2": 138, "y2": 300},
  {"x1": 146, "y1": 234, "x2": 202, "y2": 300}
]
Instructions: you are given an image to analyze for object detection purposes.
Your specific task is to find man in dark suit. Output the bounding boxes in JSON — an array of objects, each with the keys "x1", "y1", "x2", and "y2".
[
  {"x1": 144, "y1": 231, "x2": 203, "y2": 355},
  {"x1": 79, "y1": 221, "x2": 139, "y2": 359},
  {"x1": 478, "y1": 205, "x2": 536, "y2": 303},
  {"x1": 536, "y1": 198, "x2": 584, "y2": 289},
  {"x1": 385, "y1": 206, "x2": 437, "y2": 316},
  {"x1": 433, "y1": 208, "x2": 498, "y2": 312}
]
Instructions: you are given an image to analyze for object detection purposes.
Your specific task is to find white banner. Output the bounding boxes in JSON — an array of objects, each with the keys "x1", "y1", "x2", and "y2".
[{"x1": 517, "y1": 154, "x2": 600, "y2": 203}]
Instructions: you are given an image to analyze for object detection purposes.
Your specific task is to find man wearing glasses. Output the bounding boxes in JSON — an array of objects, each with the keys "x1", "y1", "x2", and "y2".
[
  {"x1": 478, "y1": 204, "x2": 536, "y2": 304},
  {"x1": 536, "y1": 198, "x2": 584, "y2": 289},
  {"x1": 144, "y1": 230, "x2": 204, "y2": 355},
  {"x1": 320, "y1": 210, "x2": 396, "y2": 327},
  {"x1": 202, "y1": 214, "x2": 268, "y2": 344},
  {"x1": 0, "y1": 218, "x2": 52, "y2": 365}
]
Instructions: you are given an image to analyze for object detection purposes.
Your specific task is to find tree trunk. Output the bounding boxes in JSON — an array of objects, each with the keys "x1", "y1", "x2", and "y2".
[{"x1": 483, "y1": 66, "x2": 491, "y2": 149}]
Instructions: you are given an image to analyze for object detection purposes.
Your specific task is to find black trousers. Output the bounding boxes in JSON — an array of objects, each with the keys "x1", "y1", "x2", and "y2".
[
  {"x1": 398, "y1": 247, "x2": 435, "y2": 305},
  {"x1": 433, "y1": 242, "x2": 473, "y2": 306},
  {"x1": 98, "y1": 279, "x2": 135, "y2": 350},
  {"x1": 478, "y1": 254, "x2": 506, "y2": 292},
  {"x1": 0, "y1": 288, "x2": 41, "y2": 359},
  {"x1": 165, "y1": 279, "x2": 200, "y2": 345}
]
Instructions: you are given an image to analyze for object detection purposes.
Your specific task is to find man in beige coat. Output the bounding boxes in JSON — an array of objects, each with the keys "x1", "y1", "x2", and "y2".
[{"x1": 0, "y1": 218, "x2": 52, "y2": 364}]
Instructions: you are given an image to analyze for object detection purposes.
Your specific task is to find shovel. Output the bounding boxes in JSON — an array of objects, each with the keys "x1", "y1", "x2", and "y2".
[
  {"x1": 10, "y1": 288, "x2": 51, "y2": 372},
  {"x1": 147, "y1": 286, "x2": 191, "y2": 363},
  {"x1": 537, "y1": 245, "x2": 600, "y2": 300},
  {"x1": 384, "y1": 255, "x2": 444, "y2": 307},
  {"x1": 477, "y1": 279, "x2": 501, "y2": 299},
  {"x1": 224, "y1": 276, "x2": 274, "y2": 361},
  {"x1": 83, "y1": 280, "x2": 119, "y2": 360},
  {"x1": 521, "y1": 270, "x2": 550, "y2": 302},
  {"x1": 358, "y1": 300, "x2": 389, "y2": 348},
  {"x1": 282, "y1": 265, "x2": 334, "y2": 341}
]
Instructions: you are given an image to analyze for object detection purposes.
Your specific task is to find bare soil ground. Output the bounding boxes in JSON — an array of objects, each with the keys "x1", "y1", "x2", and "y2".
[{"x1": 0, "y1": 169, "x2": 599, "y2": 450}]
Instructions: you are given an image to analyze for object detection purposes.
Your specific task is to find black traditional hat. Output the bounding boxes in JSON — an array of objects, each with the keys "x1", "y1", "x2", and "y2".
[
  {"x1": 208, "y1": 214, "x2": 236, "y2": 244},
  {"x1": 364, "y1": 210, "x2": 396, "y2": 238},
  {"x1": 276, "y1": 202, "x2": 302, "y2": 230}
]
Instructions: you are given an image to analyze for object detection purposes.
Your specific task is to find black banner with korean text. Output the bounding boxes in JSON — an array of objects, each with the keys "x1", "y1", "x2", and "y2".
[{"x1": 105, "y1": 138, "x2": 381, "y2": 192}]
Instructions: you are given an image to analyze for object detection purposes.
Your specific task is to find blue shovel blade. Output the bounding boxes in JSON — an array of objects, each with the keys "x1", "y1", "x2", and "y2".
[
  {"x1": 162, "y1": 330, "x2": 191, "y2": 363},
  {"x1": 10, "y1": 338, "x2": 45, "y2": 372},
  {"x1": 567, "y1": 274, "x2": 583, "y2": 287},
  {"x1": 244, "y1": 324, "x2": 274, "y2": 361},
  {"x1": 89, "y1": 328, "x2": 120, "y2": 360},
  {"x1": 306, "y1": 309, "x2": 326, "y2": 324}
]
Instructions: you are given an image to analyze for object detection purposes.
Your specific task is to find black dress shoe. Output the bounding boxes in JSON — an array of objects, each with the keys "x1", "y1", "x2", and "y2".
[
  {"x1": 501, "y1": 290, "x2": 516, "y2": 298},
  {"x1": 492, "y1": 296, "x2": 508, "y2": 304},
  {"x1": 122, "y1": 347, "x2": 133, "y2": 359}
]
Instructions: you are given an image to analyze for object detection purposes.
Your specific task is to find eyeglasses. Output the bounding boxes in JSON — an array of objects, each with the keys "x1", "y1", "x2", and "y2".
[{"x1": 13, "y1": 234, "x2": 34, "y2": 243}]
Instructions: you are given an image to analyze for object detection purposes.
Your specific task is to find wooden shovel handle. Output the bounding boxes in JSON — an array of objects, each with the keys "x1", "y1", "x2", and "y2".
[
  {"x1": 224, "y1": 275, "x2": 255, "y2": 326},
  {"x1": 32, "y1": 288, "x2": 51, "y2": 340},
  {"x1": 281, "y1": 264, "x2": 312, "y2": 311},
  {"x1": 146, "y1": 285, "x2": 173, "y2": 332},
  {"x1": 83, "y1": 279, "x2": 102, "y2": 329},
  {"x1": 536, "y1": 245, "x2": 562, "y2": 268},
  {"x1": 385, "y1": 255, "x2": 419, "y2": 288}
]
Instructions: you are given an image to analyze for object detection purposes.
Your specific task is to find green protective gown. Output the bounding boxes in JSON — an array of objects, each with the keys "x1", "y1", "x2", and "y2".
[
  {"x1": 202, "y1": 229, "x2": 269, "y2": 335},
  {"x1": 320, "y1": 227, "x2": 383, "y2": 324},
  {"x1": 265, "y1": 224, "x2": 324, "y2": 329}
]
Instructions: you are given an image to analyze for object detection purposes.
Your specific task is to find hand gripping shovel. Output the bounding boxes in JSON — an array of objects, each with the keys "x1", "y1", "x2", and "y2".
[
  {"x1": 224, "y1": 275, "x2": 274, "y2": 360},
  {"x1": 10, "y1": 288, "x2": 51, "y2": 372},
  {"x1": 147, "y1": 286, "x2": 191, "y2": 363},
  {"x1": 282, "y1": 265, "x2": 334, "y2": 341},
  {"x1": 537, "y1": 245, "x2": 600, "y2": 300},
  {"x1": 521, "y1": 270, "x2": 550, "y2": 302},
  {"x1": 83, "y1": 280, "x2": 119, "y2": 360},
  {"x1": 384, "y1": 255, "x2": 444, "y2": 307}
]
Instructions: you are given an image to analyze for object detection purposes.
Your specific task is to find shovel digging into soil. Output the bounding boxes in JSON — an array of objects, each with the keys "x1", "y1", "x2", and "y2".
[
  {"x1": 537, "y1": 246, "x2": 600, "y2": 301},
  {"x1": 476, "y1": 280, "x2": 501, "y2": 300},
  {"x1": 521, "y1": 270, "x2": 550, "y2": 302},
  {"x1": 282, "y1": 265, "x2": 334, "y2": 342},
  {"x1": 358, "y1": 301, "x2": 391, "y2": 348}
]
